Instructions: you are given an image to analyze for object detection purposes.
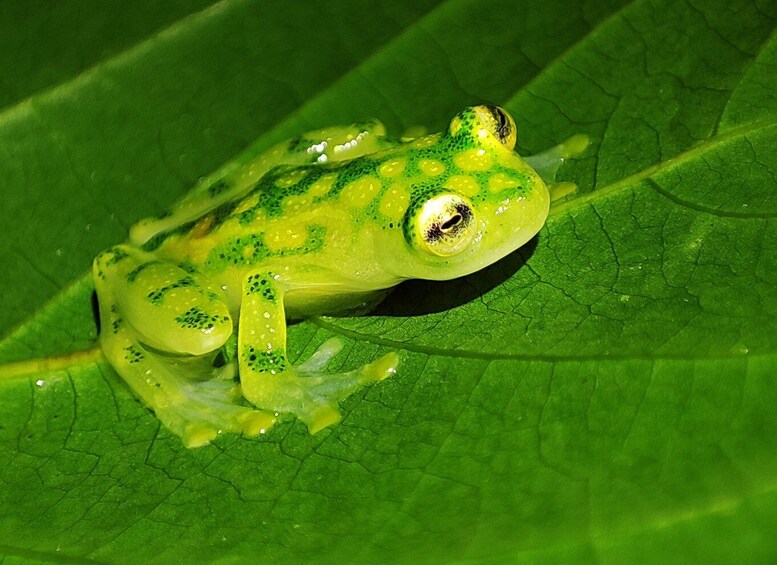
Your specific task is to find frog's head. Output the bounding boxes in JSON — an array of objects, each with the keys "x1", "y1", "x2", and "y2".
[{"x1": 380, "y1": 105, "x2": 550, "y2": 282}]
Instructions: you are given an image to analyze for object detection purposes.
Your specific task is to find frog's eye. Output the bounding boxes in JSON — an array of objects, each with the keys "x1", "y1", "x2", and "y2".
[
  {"x1": 475, "y1": 105, "x2": 517, "y2": 150},
  {"x1": 414, "y1": 194, "x2": 476, "y2": 256}
]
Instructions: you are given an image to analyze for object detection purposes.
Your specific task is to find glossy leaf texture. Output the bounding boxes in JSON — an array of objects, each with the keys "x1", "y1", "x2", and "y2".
[{"x1": 2, "y1": 0, "x2": 777, "y2": 562}]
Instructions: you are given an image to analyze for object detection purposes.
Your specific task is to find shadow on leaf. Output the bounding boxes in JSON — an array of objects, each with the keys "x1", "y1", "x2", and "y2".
[{"x1": 370, "y1": 236, "x2": 538, "y2": 317}]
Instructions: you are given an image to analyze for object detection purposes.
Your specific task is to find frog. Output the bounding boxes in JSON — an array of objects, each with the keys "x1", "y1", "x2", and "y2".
[{"x1": 93, "y1": 105, "x2": 588, "y2": 448}]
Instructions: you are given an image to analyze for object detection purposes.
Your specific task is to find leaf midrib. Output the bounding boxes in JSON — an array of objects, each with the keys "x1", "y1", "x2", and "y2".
[{"x1": 313, "y1": 317, "x2": 770, "y2": 362}]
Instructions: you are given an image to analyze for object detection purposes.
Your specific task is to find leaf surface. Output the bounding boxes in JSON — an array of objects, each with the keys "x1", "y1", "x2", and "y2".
[{"x1": 2, "y1": 0, "x2": 777, "y2": 562}]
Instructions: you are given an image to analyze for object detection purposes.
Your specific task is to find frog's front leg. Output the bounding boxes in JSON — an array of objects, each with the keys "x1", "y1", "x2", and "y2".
[
  {"x1": 93, "y1": 246, "x2": 275, "y2": 447},
  {"x1": 524, "y1": 134, "x2": 590, "y2": 203},
  {"x1": 237, "y1": 272, "x2": 398, "y2": 433}
]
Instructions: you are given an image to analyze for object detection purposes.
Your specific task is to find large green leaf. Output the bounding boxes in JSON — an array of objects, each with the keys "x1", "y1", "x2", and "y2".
[{"x1": 2, "y1": 0, "x2": 777, "y2": 562}]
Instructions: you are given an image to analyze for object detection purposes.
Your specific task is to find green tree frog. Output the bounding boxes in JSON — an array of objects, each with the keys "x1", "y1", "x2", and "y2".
[{"x1": 93, "y1": 105, "x2": 588, "y2": 447}]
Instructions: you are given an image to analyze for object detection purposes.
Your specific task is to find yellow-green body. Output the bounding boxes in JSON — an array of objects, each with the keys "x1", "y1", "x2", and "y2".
[{"x1": 93, "y1": 105, "x2": 586, "y2": 447}]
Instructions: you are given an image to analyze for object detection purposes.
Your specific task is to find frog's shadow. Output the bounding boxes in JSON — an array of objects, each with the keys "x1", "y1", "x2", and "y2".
[{"x1": 360, "y1": 236, "x2": 538, "y2": 318}]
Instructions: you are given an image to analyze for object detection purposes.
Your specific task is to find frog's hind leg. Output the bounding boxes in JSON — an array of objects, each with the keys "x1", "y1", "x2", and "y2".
[
  {"x1": 99, "y1": 318, "x2": 273, "y2": 447},
  {"x1": 524, "y1": 134, "x2": 590, "y2": 203},
  {"x1": 131, "y1": 120, "x2": 395, "y2": 246},
  {"x1": 94, "y1": 245, "x2": 234, "y2": 355},
  {"x1": 93, "y1": 247, "x2": 274, "y2": 447},
  {"x1": 237, "y1": 272, "x2": 398, "y2": 433}
]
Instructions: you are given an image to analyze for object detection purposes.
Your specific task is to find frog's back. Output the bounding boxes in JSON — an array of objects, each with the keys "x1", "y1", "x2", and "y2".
[
  {"x1": 140, "y1": 109, "x2": 548, "y2": 304},
  {"x1": 140, "y1": 139, "x2": 425, "y2": 273}
]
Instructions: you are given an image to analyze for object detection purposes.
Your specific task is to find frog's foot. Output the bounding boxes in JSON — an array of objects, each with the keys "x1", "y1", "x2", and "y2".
[
  {"x1": 154, "y1": 372, "x2": 277, "y2": 448},
  {"x1": 104, "y1": 341, "x2": 277, "y2": 448},
  {"x1": 549, "y1": 181, "x2": 578, "y2": 203},
  {"x1": 240, "y1": 338, "x2": 399, "y2": 434},
  {"x1": 238, "y1": 272, "x2": 398, "y2": 433},
  {"x1": 524, "y1": 134, "x2": 590, "y2": 187},
  {"x1": 96, "y1": 309, "x2": 274, "y2": 447}
]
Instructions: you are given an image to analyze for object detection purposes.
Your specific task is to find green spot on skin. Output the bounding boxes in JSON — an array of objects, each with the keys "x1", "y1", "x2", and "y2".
[
  {"x1": 326, "y1": 158, "x2": 381, "y2": 200},
  {"x1": 147, "y1": 276, "x2": 197, "y2": 305},
  {"x1": 210, "y1": 200, "x2": 241, "y2": 227},
  {"x1": 123, "y1": 345, "x2": 144, "y2": 364},
  {"x1": 261, "y1": 287, "x2": 276, "y2": 302},
  {"x1": 207, "y1": 179, "x2": 230, "y2": 197},
  {"x1": 175, "y1": 306, "x2": 229, "y2": 331},
  {"x1": 243, "y1": 345, "x2": 288, "y2": 373},
  {"x1": 248, "y1": 165, "x2": 327, "y2": 218},
  {"x1": 105, "y1": 248, "x2": 129, "y2": 266},
  {"x1": 126, "y1": 261, "x2": 160, "y2": 283},
  {"x1": 205, "y1": 225, "x2": 326, "y2": 270},
  {"x1": 178, "y1": 260, "x2": 199, "y2": 274},
  {"x1": 141, "y1": 220, "x2": 197, "y2": 252},
  {"x1": 246, "y1": 274, "x2": 276, "y2": 302}
]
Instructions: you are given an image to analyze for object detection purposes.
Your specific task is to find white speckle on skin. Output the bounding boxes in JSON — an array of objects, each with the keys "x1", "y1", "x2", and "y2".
[
  {"x1": 307, "y1": 141, "x2": 327, "y2": 154},
  {"x1": 35, "y1": 379, "x2": 46, "y2": 387}
]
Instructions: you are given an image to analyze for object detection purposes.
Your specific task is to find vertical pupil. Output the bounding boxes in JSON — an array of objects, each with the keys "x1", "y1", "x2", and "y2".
[
  {"x1": 485, "y1": 105, "x2": 507, "y2": 129},
  {"x1": 496, "y1": 111, "x2": 510, "y2": 140}
]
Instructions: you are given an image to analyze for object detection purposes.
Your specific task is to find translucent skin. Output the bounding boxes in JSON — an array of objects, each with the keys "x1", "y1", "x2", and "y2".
[{"x1": 93, "y1": 106, "x2": 571, "y2": 447}]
